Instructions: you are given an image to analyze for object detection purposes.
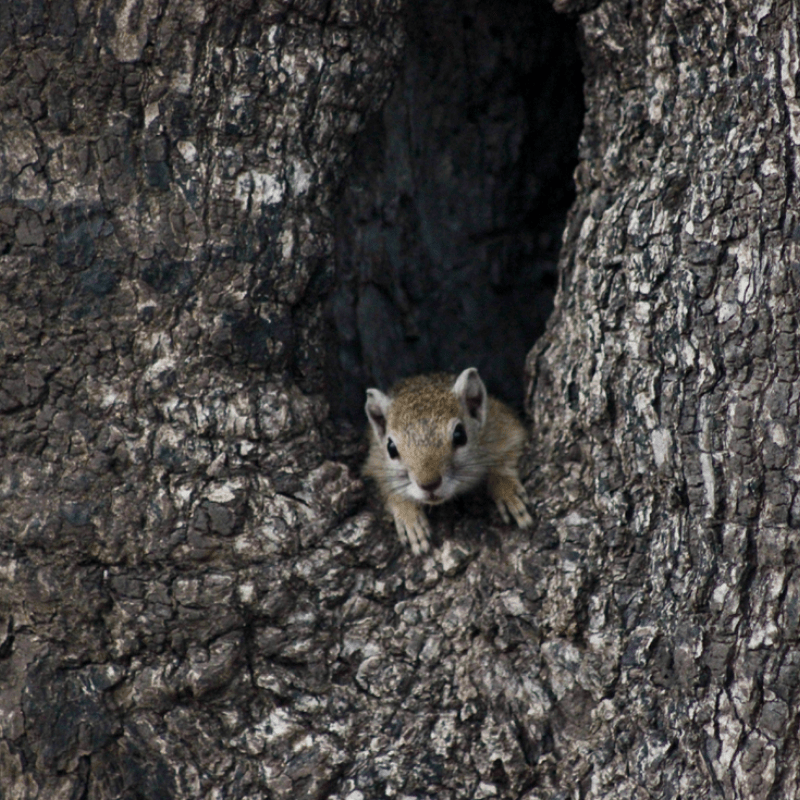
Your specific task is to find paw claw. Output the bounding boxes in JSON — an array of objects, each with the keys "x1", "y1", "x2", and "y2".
[
  {"x1": 392, "y1": 504, "x2": 432, "y2": 555},
  {"x1": 497, "y1": 503, "x2": 511, "y2": 524},
  {"x1": 407, "y1": 519, "x2": 431, "y2": 555},
  {"x1": 512, "y1": 499, "x2": 534, "y2": 529},
  {"x1": 491, "y1": 479, "x2": 533, "y2": 529}
]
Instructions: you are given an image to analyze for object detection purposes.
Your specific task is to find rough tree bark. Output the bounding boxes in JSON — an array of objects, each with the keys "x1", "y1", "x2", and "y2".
[
  {"x1": 1, "y1": 1, "x2": 798, "y2": 800},
  {"x1": 527, "y1": 0, "x2": 800, "y2": 797},
  {"x1": 0, "y1": 1, "x2": 406, "y2": 797}
]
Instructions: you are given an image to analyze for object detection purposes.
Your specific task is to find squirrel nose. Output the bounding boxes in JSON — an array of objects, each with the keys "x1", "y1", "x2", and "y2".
[{"x1": 419, "y1": 477, "x2": 442, "y2": 492}]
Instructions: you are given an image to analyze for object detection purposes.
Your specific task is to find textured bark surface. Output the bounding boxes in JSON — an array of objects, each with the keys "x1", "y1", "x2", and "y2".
[
  {"x1": 2, "y1": 0, "x2": 799, "y2": 799},
  {"x1": 0, "y1": 1, "x2": 407, "y2": 797},
  {"x1": 526, "y1": 1, "x2": 800, "y2": 797}
]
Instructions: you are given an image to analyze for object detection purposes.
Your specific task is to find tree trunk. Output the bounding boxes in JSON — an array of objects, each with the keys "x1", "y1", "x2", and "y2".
[
  {"x1": 0, "y1": 1, "x2": 405, "y2": 797},
  {"x1": 1, "y1": 0, "x2": 798, "y2": 799},
  {"x1": 526, "y1": 1, "x2": 800, "y2": 797}
]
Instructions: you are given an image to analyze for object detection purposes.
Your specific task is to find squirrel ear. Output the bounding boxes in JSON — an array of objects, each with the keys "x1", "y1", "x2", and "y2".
[
  {"x1": 365, "y1": 388, "x2": 391, "y2": 438},
  {"x1": 453, "y1": 368, "x2": 487, "y2": 426}
]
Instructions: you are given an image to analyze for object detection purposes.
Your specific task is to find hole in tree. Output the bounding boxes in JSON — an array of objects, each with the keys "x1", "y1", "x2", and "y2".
[{"x1": 328, "y1": 0, "x2": 584, "y2": 421}]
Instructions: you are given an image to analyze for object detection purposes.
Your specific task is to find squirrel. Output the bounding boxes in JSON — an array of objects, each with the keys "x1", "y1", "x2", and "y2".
[{"x1": 363, "y1": 367, "x2": 532, "y2": 554}]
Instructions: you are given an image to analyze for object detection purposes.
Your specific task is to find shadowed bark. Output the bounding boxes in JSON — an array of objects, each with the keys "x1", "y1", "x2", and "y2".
[
  {"x1": 1, "y1": 0, "x2": 799, "y2": 799},
  {"x1": 329, "y1": 0, "x2": 582, "y2": 420}
]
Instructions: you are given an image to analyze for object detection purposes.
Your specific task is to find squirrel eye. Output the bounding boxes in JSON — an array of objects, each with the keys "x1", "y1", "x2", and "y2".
[
  {"x1": 387, "y1": 438, "x2": 399, "y2": 459},
  {"x1": 452, "y1": 423, "x2": 467, "y2": 447}
]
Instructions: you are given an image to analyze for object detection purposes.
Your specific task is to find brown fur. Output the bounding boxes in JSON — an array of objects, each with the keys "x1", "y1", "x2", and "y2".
[{"x1": 364, "y1": 368, "x2": 532, "y2": 554}]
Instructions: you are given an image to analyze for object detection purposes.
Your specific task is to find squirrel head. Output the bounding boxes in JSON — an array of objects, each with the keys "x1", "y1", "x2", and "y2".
[{"x1": 365, "y1": 368, "x2": 488, "y2": 505}]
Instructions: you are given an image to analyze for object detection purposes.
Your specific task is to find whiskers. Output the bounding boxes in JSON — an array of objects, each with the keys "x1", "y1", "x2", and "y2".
[
  {"x1": 447, "y1": 468, "x2": 486, "y2": 495},
  {"x1": 367, "y1": 463, "x2": 414, "y2": 497},
  {"x1": 451, "y1": 451, "x2": 498, "y2": 479}
]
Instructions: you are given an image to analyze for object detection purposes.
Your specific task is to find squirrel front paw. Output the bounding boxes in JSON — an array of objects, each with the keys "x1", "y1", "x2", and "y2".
[
  {"x1": 389, "y1": 498, "x2": 433, "y2": 555},
  {"x1": 488, "y1": 474, "x2": 533, "y2": 529}
]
